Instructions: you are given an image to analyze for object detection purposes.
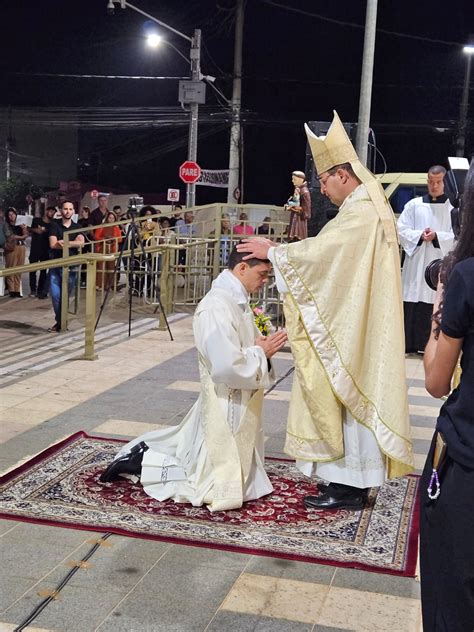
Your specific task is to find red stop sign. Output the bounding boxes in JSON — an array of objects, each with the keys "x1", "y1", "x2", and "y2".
[{"x1": 179, "y1": 161, "x2": 201, "y2": 184}]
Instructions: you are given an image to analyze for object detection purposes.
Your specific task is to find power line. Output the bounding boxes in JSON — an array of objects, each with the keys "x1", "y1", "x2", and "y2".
[
  {"x1": 11, "y1": 72, "x2": 189, "y2": 81},
  {"x1": 259, "y1": 0, "x2": 466, "y2": 47},
  {"x1": 0, "y1": 147, "x2": 41, "y2": 159},
  {"x1": 101, "y1": 122, "x2": 231, "y2": 167},
  {"x1": 241, "y1": 75, "x2": 474, "y2": 91},
  {"x1": 0, "y1": 106, "x2": 229, "y2": 129},
  {"x1": 11, "y1": 70, "x2": 473, "y2": 93}
]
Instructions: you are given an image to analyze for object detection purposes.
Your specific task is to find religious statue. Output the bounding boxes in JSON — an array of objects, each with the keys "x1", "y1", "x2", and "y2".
[{"x1": 284, "y1": 170, "x2": 311, "y2": 241}]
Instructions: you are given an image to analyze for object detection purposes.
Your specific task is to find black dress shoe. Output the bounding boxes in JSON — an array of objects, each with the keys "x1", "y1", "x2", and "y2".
[
  {"x1": 311, "y1": 482, "x2": 366, "y2": 497},
  {"x1": 304, "y1": 491, "x2": 366, "y2": 511},
  {"x1": 99, "y1": 441, "x2": 149, "y2": 483},
  {"x1": 316, "y1": 481, "x2": 330, "y2": 494},
  {"x1": 328, "y1": 483, "x2": 369, "y2": 500}
]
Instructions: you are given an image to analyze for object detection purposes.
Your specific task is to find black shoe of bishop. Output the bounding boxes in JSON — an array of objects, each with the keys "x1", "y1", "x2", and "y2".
[
  {"x1": 314, "y1": 481, "x2": 368, "y2": 498},
  {"x1": 316, "y1": 481, "x2": 330, "y2": 494},
  {"x1": 99, "y1": 441, "x2": 149, "y2": 483},
  {"x1": 304, "y1": 490, "x2": 366, "y2": 511}
]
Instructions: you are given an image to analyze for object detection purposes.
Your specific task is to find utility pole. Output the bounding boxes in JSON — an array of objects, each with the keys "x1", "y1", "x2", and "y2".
[
  {"x1": 187, "y1": 28, "x2": 201, "y2": 208},
  {"x1": 227, "y1": 0, "x2": 245, "y2": 206},
  {"x1": 456, "y1": 45, "x2": 473, "y2": 157},
  {"x1": 355, "y1": 0, "x2": 378, "y2": 166}
]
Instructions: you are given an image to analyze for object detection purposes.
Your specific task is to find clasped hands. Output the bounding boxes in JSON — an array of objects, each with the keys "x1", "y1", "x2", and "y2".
[
  {"x1": 256, "y1": 329, "x2": 288, "y2": 358},
  {"x1": 422, "y1": 227, "x2": 437, "y2": 242}
]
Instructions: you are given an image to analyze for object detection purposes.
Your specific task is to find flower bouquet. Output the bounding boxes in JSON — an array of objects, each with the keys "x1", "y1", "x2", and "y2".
[{"x1": 251, "y1": 303, "x2": 274, "y2": 336}]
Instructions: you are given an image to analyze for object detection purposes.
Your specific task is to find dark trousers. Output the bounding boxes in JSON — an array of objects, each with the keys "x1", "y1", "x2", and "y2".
[
  {"x1": 403, "y1": 301, "x2": 432, "y2": 353},
  {"x1": 420, "y1": 436, "x2": 474, "y2": 631},
  {"x1": 29, "y1": 253, "x2": 49, "y2": 296}
]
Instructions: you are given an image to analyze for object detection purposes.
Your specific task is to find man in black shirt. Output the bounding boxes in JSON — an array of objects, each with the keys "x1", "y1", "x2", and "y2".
[
  {"x1": 48, "y1": 200, "x2": 84, "y2": 332},
  {"x1": 29, "y1": 206, "x2": 56, "y2": 298}
]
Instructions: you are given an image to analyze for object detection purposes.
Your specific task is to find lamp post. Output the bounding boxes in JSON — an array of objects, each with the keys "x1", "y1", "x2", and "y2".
[
  {"x1": 456, "y1": 40, "x2": 474, "y2": 157},
  {"x1": 355, "y1": 0, "x2": 378, "y2": 166},
  {"x1": 108, "y1": 1, "x2": 201, "y2": 208},
  {"x1": 227, "y1": 0, "x2": 244, "y2": 205}
]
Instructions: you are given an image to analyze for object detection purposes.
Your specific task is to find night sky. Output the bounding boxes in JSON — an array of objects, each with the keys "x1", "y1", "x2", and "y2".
[{"x1": 0, "y1": 0, "x2": 472, "y2": 204}]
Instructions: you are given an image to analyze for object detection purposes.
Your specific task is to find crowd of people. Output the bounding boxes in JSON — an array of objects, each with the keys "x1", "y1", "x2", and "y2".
[
  {"x1": 0, "y1": 195, "x2": 286, "y2": 335},
  {"x1": 0, "y1": 199, "x2": 182, "y2": 300},
  {"x1": 0, "y1": 197, "x2": 280, "y2": 322}
]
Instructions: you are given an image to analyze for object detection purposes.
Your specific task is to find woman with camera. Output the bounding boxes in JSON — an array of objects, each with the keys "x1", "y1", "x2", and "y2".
[{"x1": 420, "y1": 160, "x2": 474, "y2": 631}]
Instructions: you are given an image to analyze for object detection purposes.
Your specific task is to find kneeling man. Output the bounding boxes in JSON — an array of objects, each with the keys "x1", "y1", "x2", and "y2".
[{"x1": 100, "y1": 245, "x2": 287, "y2": 511}]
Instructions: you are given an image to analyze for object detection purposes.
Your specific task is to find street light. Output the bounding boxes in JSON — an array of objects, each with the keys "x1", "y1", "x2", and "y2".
[
  {"x1": 457, "y1": 37, "x2": 474, "y2": 157},
  {"x1": 108, "y1": 1, "x2": 202, "y2": 208},
  {"x1": 146, "y1": 32, "x2": 194, "y2": 67},
  {"x1": 146, "y1": 33, "x2": 162, "y2": 49}
]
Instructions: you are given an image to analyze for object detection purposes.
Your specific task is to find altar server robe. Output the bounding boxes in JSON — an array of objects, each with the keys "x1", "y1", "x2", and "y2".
[{"x1": 398, "y1": 195, "x2": 454, "y2": 304}]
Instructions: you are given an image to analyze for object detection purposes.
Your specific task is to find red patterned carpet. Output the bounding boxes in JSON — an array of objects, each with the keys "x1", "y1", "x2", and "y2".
[{"x1": 0, "y1": 432, "x2": 419, "y2": 576}]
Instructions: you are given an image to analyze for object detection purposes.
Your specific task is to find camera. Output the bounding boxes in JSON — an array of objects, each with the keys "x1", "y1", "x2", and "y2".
[
  {"x1": 127, "y1": 196, "x2": 144, "y2": 218},
  {"x1": 424, "y1": 259, "x2": 442, "y2": 291}
]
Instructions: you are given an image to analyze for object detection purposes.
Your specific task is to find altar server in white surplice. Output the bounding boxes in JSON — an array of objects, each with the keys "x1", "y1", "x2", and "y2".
[
  {"x1": 99, "y1": 245, "x2": 287, "y2": 511},
  {"x1": 397, "y1": 165, "x2": 454, "y2": 353}
]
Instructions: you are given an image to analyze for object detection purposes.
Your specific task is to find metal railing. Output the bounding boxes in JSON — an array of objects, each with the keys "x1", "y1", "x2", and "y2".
[
  {"x1": 0, "y1": 253, "x2": 112, "y2": 360},
  {"x1": 0, "y1": 203, "x2": 290, "y2": 359},
  {"x1": 0, "y1": 241, "x2": 211, "y2": 360},
  {"x1": 64, "y1": 203, "x2": 289, "y2": 314}
]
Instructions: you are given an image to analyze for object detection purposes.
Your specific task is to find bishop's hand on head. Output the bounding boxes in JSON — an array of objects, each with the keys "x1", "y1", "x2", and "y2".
[{"x1": 236, "y1": 237, "x2": 277, "y2": 261}]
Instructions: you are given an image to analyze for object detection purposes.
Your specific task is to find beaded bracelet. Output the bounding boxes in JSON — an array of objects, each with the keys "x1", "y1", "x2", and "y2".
[{"x1": 427, "y1": 468, "x2": 441, "y2": 500}]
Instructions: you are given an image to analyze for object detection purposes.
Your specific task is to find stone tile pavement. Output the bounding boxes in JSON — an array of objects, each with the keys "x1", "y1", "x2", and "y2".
[{"x1": 0, "y1": 295, "x2": 439, "y2": 630}]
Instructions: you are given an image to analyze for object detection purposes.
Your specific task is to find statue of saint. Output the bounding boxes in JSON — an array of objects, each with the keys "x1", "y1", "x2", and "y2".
[{"x1": 284, "y1": 170, "x2": 311, "y2": 241}]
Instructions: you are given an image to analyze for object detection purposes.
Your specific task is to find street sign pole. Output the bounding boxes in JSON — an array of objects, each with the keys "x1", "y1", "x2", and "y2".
[
  {"x1": 167, "y1": 188, "x2": 180, "y2": 220},
  {"x1": 187, "y1": 29, "x2": 201, "y2": 209}
]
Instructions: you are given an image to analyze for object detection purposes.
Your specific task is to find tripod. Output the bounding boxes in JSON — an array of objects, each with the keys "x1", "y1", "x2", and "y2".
[{"x1": 95, "y1": 215, "x2": 173, "y2": 341}]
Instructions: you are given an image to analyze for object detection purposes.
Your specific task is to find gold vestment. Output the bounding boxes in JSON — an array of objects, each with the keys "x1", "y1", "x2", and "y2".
[{"x1": 276, "y1": 184, "x2": 413, "y2": 478}]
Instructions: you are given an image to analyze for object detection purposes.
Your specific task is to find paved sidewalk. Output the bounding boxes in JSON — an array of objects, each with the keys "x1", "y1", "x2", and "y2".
[{"x1": 0, "y1": 295, "x2": 439, "y2": 631}]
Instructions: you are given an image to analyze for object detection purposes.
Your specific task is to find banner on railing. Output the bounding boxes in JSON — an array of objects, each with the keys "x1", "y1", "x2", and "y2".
[{"x1": 196, "y1": 169, "x2": 229, "y2": 188}]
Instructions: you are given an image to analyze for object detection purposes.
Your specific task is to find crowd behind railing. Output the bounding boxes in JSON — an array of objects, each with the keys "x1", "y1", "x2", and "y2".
[{"x1": 0, "y1": 201, "x2": 289, "y2": 327}]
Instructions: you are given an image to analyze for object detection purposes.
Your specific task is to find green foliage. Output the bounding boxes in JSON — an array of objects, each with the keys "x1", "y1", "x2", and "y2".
[
  {"x1": 250, "y1": 303, "x2": 274, "y2": 336},
  {"x1": 0, "y1": 178, "x2": 44, "y2": 211}
]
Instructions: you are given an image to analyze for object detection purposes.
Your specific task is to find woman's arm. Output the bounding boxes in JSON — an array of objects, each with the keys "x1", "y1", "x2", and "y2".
[
  {"x1": 424, "y1": 282, "x2": 463, "y2": 398},
  {"x1": 8, "y1": 225, "x2": 27, "y2": 241}
]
